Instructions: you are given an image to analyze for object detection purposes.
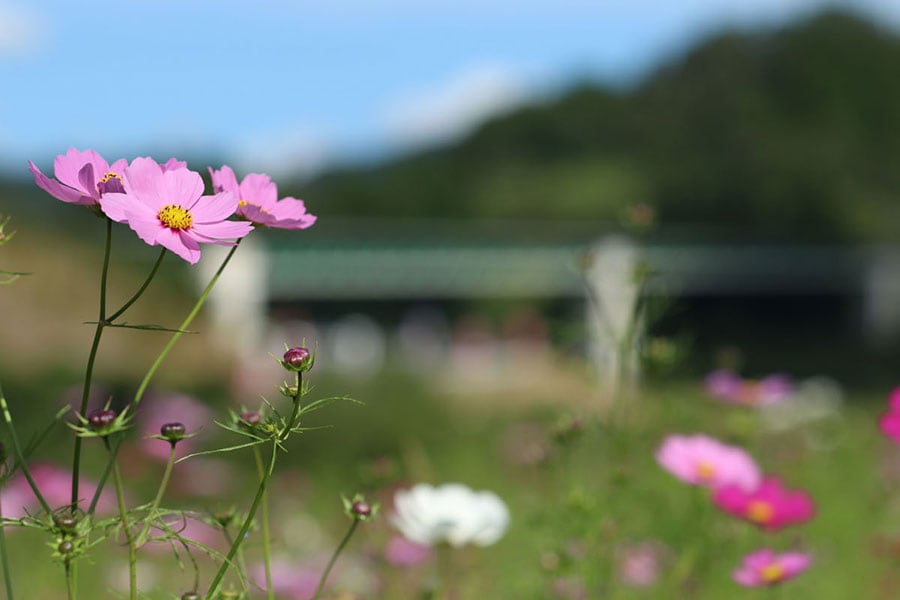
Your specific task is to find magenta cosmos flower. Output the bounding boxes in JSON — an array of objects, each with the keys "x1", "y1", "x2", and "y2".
[
  {"x1": 29, "y1": 148, "x2": 128, "y2": 206},
  {"x1": 209, "y1": 165, "x2": 316, "y2": 229},
  {"x1": 879, "y1": 387, "x2": 900, "y2": 444},
  {"x1": 656, "y1": 434, "x2": 761, "y2": 491},
  {"x1": 101, "y1": 157, "x2": 253, "y2": 264},
  {"x1": 733, "y1": 549, "x2": 812, "y2": 587},
  {"x1": 713, "y1": 476, "x2": 815, "y2": 531}
]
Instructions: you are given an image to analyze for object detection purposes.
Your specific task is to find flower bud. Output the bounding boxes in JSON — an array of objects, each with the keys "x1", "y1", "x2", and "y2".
[
  {"x1": 282, "y1": 346, "x2": 312, "y2": 372},
  {"x1": 57, "y1": 540, "x2": 75, "y2": 554},
  {"x1": 160, "y1": 422, "x2": 187, "y2": 444},
  {"x1": 239, "y1": 411, "x2": 261, "y2": 426},
  {"x1": 88, "y1": 408, "x2": 117, "y2": 432},
  {"x1": 53, "y1": 514, "x2": 78, "y2": 533},
  {"x1": 351, "y1": 500, "x2": 372, "y2": 519},
  {"x1": 181, "y1": 593, "x2": 201, "y2": 600}
]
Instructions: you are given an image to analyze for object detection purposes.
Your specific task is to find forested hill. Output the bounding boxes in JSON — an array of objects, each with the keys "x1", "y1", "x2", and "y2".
[{"x1": 296, "y1": 11, "x2": 900, "y2": 241}]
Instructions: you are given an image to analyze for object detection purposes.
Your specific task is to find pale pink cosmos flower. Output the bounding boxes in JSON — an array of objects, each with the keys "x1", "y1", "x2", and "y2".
[
  {"x1": 209, "y1": 165, "x2": 316, "y2": 230},
  {"x1": 713, "y1": 476, "x2": 815, "y2": 531},
  {"x1": 0, "y1": 462, "x2": 114, "y2": 518},
  {"x1": 879, "y1": 387, "x2": 900, "y2": 444},
  {"x1": 384, "y1": 535, "x2": 431, "y2": 567},
  {"x1": 101, "y1": 157, "x2": 253, "y2": 264},
  {"x1": 29, "y1": 148, "x2": 127, "y2": 206},
  {"x1": 733, "y1": 549, "x2": 812, "y2": 586},
  {"x1": 251, "y1": 559, "x2": 320, "y2": 599},
  {"x1": 656, "y1": 434, "x2": 761, "y2": 491}
]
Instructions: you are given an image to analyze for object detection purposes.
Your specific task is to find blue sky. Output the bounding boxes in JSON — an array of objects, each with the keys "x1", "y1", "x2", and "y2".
[{"x1": 2, "y1": 0, "x2": 898, "y2": 178}]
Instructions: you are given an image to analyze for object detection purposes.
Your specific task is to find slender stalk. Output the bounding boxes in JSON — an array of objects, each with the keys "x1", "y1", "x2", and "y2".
[
  {"x1": 87, "y1": 241, "x2": 243, "y2": 518},
  {"x1": 135, "y1": 444, "x2": 177, "y2": 546},
  {"x1": 71, "y1": 218, "x2": 113, "y2": 509},
  {"x1": 281, "y1": 371, "x2": 302, "y2": 440},
  {"x1": 312, "y1": 519, "x2": 360, "y2": 600},
  {"x1": 107, "y1": 248, "x2": 167, "y2": 323},
  {"x1": 133, "y1": 241, "x2": 241, "y2": 410},
  {"x1": 253, "y1": 446, "x2": 274, "y2": 600},
  {"x1": 0, "y1": 494, "x2": 14, "y2": 600},
  {"x1": 0, "y1": 382, "x2": 51, "y2": 514},
  {"x1": 64, "y1": 562, "x2": 74, "y2": 600},
  {"x1": 206, "y1": 439, "x2": 278, "y2": 599},
  {"x1": 105, "y1": 438, "x2": 137, "y2": 600}
]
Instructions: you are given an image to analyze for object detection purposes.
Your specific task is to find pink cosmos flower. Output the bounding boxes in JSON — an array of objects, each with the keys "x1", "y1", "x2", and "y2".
[
  {"x1": 251, "y1": 559, "x2": 320, "y2": 599},
  {"x1": 29, "y1": 148, "x2": 127, "y2": 206},
  {"x1": 0, "y1": 462, "x2": 114, "y2": 518},
  {"x1": 713, "y1": 476, "x2": 815, "y2": 531},
  {"x1": 705, "y1": 370, "x2": 793, "y2": 406},
  {"x1": 209, "y1": 165, "x2": 316, "y2": 230},
  {"x1": 655, "y1": 434, "x2": 761, "y2": 491},
  {"x1": 733, "y1": 549, "x2": 812, "y2": 586},
  {"x1": 384, "y1": 535, "x2": 431, "y2": 567},
  {"x1": 704, "y1": 369, "x2": 742, "y2": 400},
  {"x1": 101, "y1": 157, "x2": 253, "y2": 264},
  {"x1": 879, "y1": 387, "x2": 900, "y2": 444}
]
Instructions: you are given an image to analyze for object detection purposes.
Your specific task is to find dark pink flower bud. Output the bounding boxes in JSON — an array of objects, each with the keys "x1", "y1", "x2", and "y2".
[
  {"x1": 53, "y1": 514, "x2": 78, "y2": 533},
  {"x1": 283, "y1": 346, "x2": 312, "y2": 371},
  {"x1": 88, "y1": 408, "x2": 117, "y2": 431},
  {"x1": 240, "y1": 411, "x2": 261, "y2": 426},
  {"x1": 352, "y1": 500, "x2": 372, "y2": 518},
  {"x1": 160, "y1": 422, "x2": 186, "y2": 443}
]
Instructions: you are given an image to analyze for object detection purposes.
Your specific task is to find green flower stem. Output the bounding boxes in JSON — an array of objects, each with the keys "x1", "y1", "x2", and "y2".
[
  {"x1": 206, "y1": 439, "x2": 278, "y2": 599},
  {"x1": 106, "y1": 248, "x2": 167, "y2": 323},
  {"x1": 0, "y1": 382, "x2": 51, "y2": 514},
  {"x1": 87, "y1": 241, "x2": 243, "y2": 518},
  {"x1": 134, "y1": 240, "x2": 241, "y2": 410},
  {"x1": 312, "y1": 518, "x2": 360, "y2": 600},
  {"x1": 253, "y1": 445, "x2": 274, "y2": 600},
  {"x1": 105, "y1": 438, "x2": 137, "y2": 600},
  {"x1": 281, "y1": 372, "x2": 302, "y2": 440},
  {"x1": 135, "y1": 443, "x2": 177, "y2": 547},
  {"x1": 71, "y1": 217, "x2": 113, "y2": 509},
  {"x1": 64, "y1": 561, "x2": 74, "y2": 600},
  {"x1": 0, "y1": 494, "x2": 14, "y2": 600}
]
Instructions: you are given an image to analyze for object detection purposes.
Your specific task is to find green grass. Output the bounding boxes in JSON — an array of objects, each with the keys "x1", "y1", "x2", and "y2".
[{"x1": 0, "y1": 371, "x2": 895, "y2": 598}]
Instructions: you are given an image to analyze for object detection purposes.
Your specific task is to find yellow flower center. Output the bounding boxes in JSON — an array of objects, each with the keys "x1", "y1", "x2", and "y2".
[
  {"x1": 747, "y1": 500, "x2": 774, "y2": 524},
  {"x1": 99, "y1": 171, "x2": 122, "y2": 184},
  {"x1": 695, "y1": 461, "x2": 716, "y2": 481},
  {"x1": 760, "y1": 563, "x2": 785, "y2": 583},
  {"x1": 158, "y1": 204, "x2": 193, "y2": 230}
]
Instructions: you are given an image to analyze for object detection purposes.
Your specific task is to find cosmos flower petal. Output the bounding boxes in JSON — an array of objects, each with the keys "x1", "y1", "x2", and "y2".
[
  {"x1": 191, "y1": 220, "x2": 254, "y2": 241},
  {"x1": 122, "y1": 157, "x2": 167, "y2": 209},
  {"x1": 29, "y1": 161, "x2": 92, "y2": 204},
  {"x1": 239, "y1": 173, "x2": 278, "y2": 208},
  {"x1": 193, "y1": 191, "x2": 239, "y2": 222},
  {"x1": 209, "y1": 165, "x2": 240, "y2": 195},
  {"x1": 54, "y1": 148, "x2": 107, "y2": 192}
]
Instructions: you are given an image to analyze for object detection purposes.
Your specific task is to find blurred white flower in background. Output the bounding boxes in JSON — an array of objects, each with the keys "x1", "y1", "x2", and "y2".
[
  {"x1": 760, "y1": 376, "x2": 843, "y2": 433},
  {"x1": 391, "y1": 483, "x2": 510, "y2": 547}
]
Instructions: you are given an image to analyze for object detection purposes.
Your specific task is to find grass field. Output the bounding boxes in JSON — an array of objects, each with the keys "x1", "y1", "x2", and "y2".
[{"x1": 0, "y1": 365, "x2": 894, "y2": 599}]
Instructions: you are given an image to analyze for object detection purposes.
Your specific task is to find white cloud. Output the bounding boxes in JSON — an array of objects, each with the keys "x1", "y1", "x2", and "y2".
[
  {"x1": 382, "y1": 63, "x2": 531, "y2": 151},
  {"x1": 0, "y1": 3, "x2": 44, "y2": 57}
]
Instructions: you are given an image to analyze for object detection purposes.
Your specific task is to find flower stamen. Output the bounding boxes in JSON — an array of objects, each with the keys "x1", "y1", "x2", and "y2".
[
  {"x1": 746, "y1": 500, "x2": 774, "y2": 524},
  {"x1": 158, "y1": 204, "x2": 194, "y2": 230},
  {"x1": 760, "y1": 563, "x2": 785, "y2": 583}
]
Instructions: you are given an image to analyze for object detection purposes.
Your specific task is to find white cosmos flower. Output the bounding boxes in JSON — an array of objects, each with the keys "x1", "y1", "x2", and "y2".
[{"x1": 391, "y1": 483, "x2": 510, "y2": 548}]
